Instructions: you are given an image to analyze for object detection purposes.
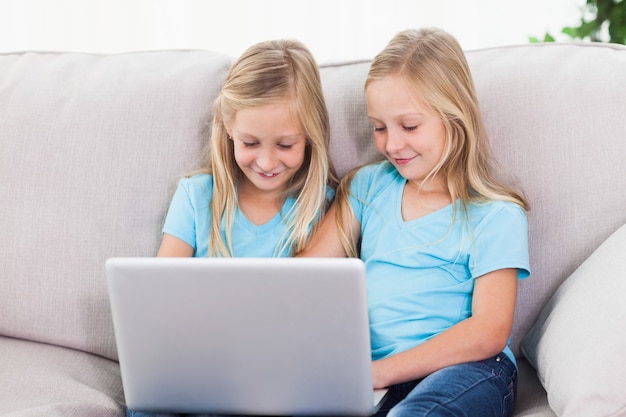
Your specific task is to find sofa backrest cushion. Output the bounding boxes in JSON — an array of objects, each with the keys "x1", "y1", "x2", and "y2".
[
  {"x1": 1, "y1": 42, "x2": 625, "y2": 360},
  {"x1": 0, "y1": 51, "x2": 231, "y2": 359},
  {"x1": 464, "y1": 42, "x2": 626, "y2": 353},
  {"x1": 520, "y1": 224, "x2": 626, "y2": 416}
]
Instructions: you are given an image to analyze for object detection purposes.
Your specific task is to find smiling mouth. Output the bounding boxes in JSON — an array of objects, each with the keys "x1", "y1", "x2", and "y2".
[
  {"x1": 394, "y1": 157, "x2": 413, "y2": 166},
  {"x1": 258, "y1": 172, "x2": 279, "y2": 178}
]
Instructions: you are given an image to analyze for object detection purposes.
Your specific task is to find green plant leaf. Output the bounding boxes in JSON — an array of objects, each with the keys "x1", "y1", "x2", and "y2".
[
  {"x1": 562, "y1": 26, "x2": 578, "y2": 38},
  {"x1": 578, "y1": 20, "x2": 598, "y2": 39},
  {"x1": 529, "y1": 0, "x2": 626, "y2": 45}
]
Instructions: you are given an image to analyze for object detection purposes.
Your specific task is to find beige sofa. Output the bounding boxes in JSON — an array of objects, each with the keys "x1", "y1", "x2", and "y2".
[{"x1": 1, "y1": 41, "x2": 626, "y2": 417}]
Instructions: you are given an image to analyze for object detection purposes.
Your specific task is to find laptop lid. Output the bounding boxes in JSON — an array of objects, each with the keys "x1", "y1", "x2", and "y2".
[{"x1": 106, "y1": 257, "x2": 382, "y2": 415}]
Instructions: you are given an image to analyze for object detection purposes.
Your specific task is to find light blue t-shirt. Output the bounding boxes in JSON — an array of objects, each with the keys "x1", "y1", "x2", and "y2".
[
  {"x1": 162, "y1": 174, "x2": 330, "y2": 258},
  {"x1": 349, "y1": 161, "x2": 530, "y2": 364}
]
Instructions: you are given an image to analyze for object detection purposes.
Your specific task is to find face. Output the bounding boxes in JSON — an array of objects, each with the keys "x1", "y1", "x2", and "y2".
[
  {"x1": 366, "y1": 74, "x2": 447, "y2": 184},
  {"x1": 226, "y1": 101, "x2": 307, "y2": 197}
]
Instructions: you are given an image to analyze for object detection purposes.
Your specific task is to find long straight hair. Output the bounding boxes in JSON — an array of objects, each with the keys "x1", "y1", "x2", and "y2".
[
  {"x1": 200, "y1": 39, "x2": 338, "y2": 257},
  {"x1": 337, "y1": 28, "x2": 528, "y2": 257}
]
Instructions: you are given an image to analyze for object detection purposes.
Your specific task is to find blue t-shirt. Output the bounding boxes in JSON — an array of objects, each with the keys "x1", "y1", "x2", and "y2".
[
  {"x1": 349, "y1": 161, "x2": 530, "y2": 364},
  {"x1": 162, "y1": 174, "x2": 331, "y2": 258}
]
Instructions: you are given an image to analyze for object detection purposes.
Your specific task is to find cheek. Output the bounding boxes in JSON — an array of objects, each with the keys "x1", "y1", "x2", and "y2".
[
  {"x1": 373, "y1": 134, "x2": 387, "y2": 154},
  {"x1": 285, "y1": 146, "x2": 307, "y2": 169},
  {"x1": 433, "y1": 128, "x2": 448, "y2": 158},
  {"x1": 232, "y1": 146, "x2": 254, "y2": 167}
]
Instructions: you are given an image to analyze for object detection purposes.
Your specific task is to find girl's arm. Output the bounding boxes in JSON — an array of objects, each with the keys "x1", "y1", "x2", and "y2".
[
  {"x1": 371, "y1": 267, "x2": 518, "y2": 389},
  {"x1": 157, "y1": 233, "x2": 194, "y2": 257},
  {"x1": 298, "y1": 200, "x2": 359, "y2": 258}
]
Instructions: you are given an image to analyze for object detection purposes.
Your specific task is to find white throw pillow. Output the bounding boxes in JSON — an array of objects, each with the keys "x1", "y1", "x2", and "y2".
[{"x1": 521, "y1": 224, "x2": 626, "y2": 417}]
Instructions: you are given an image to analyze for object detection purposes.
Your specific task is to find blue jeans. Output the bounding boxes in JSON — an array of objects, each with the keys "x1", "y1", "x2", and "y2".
[{"x1": 373, "y1": 353, "x2": 517, "y2": 417}]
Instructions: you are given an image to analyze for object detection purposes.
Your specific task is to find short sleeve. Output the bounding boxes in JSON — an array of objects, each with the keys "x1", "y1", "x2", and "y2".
[
  {"x1": 348, "y1": 162, "x2": 395, "y2": 223},
  {"x1": 162, "y1": 175, "x2": 212, "y2": 251},
  {"x1": 470, "y1": 203, "x2": 530, "y2": 280}
]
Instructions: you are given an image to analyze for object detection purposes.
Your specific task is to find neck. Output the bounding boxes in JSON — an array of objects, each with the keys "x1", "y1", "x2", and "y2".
[{"x1": 237, "y1": 180, "x2": 284, "y2": 226}]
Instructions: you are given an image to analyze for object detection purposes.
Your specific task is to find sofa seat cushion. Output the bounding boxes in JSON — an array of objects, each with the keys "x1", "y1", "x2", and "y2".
[
  {"x1": 513, "y1": 359, "x2": 555, "y2": 417},
  {"x1": 0, "y1": 336, "x2": 124, "y2": 416},
  {"x1": 521, "y1": 224, "x2": 626, "y2": 417}
]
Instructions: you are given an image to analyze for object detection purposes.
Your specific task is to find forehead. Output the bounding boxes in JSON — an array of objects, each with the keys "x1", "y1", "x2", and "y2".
[
  {"x1": 230, "y1": 101, "x2": 304, "y2": 138},
  {"x1": 233, "y1": 101, "x2": 295, "y2": 122},
  {"x1": 366, "y1": 74, "x2": 430, "y2": 115}
]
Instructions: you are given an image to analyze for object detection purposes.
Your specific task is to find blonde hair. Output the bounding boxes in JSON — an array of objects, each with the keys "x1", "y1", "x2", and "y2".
[
  {"x1": 337, "y1": 27, "x2": 528, "y2": 256},
  {"x1": 199, "y1": 39, "x2": 337, "y2": 257}
]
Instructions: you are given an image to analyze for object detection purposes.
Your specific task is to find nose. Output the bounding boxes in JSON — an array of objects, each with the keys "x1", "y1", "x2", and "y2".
[
  {"x1": 256, "y1": 148, "x2": 278, "y2": 172},
  {"x1": 385, "y1": 128, "x2": 404, "y2": 154}
]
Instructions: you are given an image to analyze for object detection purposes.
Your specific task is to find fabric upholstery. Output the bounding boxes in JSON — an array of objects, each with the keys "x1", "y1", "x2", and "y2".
[
  {"x1": 0, "y1": 50, "x2": 232, "y2": 361},
  {"x1": 0, "y1": 335, "x2": 124, "y2": 416},
  {"x1": 521, "y1": 224, "x2": 626, "y2": 417},
  {"x1": 513, "y1": 360, "x2": 555, "y2": 417},
  {"x1": 464, "y1": 43, "x2": 626, "y2": 356},
  {"x1": 320, "y1": 59, "x2": 381, "y2": 177}
]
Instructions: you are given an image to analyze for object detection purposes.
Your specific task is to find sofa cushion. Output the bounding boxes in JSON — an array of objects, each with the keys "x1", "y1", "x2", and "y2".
[
  {"x1": 513, "y1": 359, "x2": 555, "y2": 417},
  {"x1": 320, "y1": 59, "x2": 382, "y2": 177},
  {"x1": 0, "y1": 50, "x2": 231, "y2": 360},
  {"x1": 521, "y1": 224, "x2": 626, "y2": 417},
  {"x1": 464, "y1": 42, "x2": 626, "y2": 356},
  {"x1": 0, "y1": 335, "x2": 124, "y2": 416}
]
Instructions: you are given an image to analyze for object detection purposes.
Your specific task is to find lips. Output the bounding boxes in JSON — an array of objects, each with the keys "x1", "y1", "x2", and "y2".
[
  {"x1": 258, "y1": 172, "x2": 279, "y2": 178},
  {"x1": 394, "y1": 157, "x2": 414, "y2": 166}
]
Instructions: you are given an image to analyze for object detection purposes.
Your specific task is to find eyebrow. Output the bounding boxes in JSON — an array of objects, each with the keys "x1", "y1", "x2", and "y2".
[{"x1": 236, "y1": 132, "x2": 305, "y2": 141}]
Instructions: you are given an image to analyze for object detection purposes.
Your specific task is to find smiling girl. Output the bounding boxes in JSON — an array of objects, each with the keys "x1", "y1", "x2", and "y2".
[
  {"x1": 127, "y1": 37, "x2": 337, "y2": 417},
  {"x1": 157, "y1": 39, "x2": 337, "y2": 259},
  {"x1": 300, "y1": 28, "x2": 530, "y2": 417}
]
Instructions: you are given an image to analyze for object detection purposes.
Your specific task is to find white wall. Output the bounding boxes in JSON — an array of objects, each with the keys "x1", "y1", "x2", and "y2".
[{"x1": 1, "y1": 0, "x2": 584, "y2": 63}]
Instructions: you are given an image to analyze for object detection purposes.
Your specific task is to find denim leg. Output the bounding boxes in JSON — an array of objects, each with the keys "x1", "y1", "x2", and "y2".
[
  {"x1": 372, "y1": 380, "x2": 420, "y2": 417},
  {"x1": 385, "y1": 353, "x2": 518, "y2": 417}
]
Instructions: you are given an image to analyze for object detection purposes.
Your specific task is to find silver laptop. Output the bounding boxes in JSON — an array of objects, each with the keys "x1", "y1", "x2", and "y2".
[{"x1": 106, "y1": 257, "x2": 387, "y2": 415}]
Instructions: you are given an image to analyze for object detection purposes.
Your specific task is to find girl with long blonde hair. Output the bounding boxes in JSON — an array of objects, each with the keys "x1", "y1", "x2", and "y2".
[
  {"x1": 301, "y1": 28, "x2": 529, "y2": 417},
  {"x1": 157, "y1": 39, "x2": 337, "y2": 259},
  {"x1": 129, "y1": 37, "x2": 337, "y2": 417}
]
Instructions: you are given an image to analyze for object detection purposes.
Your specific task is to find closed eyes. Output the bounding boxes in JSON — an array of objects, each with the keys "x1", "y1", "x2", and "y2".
[
  {"x1": 373, "y1": 125, "x2": 418, "y2": 133},
  {"x1": 241, "y1": 141, "x2": 294, "y2": 150}
]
